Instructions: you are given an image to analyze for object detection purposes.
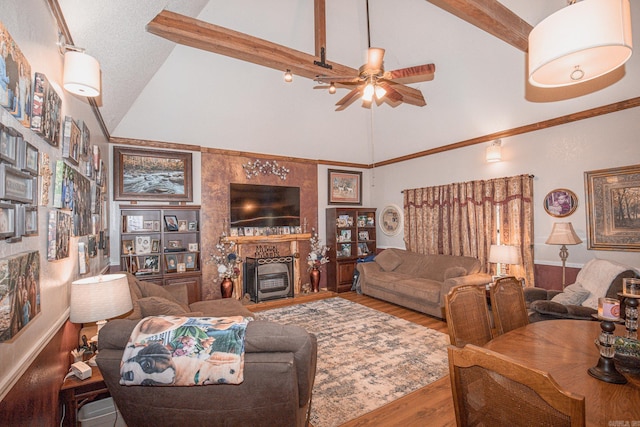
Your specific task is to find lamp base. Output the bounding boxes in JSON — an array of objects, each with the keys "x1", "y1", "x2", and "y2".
[{"x1": 588, "y1": 357, "x2": 627, "y2": 384}]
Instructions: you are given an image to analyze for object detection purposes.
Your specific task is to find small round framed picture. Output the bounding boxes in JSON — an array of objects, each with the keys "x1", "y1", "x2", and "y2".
[
  {"x1": 379, "y1": 204, "x2": 403, "y2": 236},
  {"x1": 543, "y1": 188, "x2": 578, "y2": 218}
]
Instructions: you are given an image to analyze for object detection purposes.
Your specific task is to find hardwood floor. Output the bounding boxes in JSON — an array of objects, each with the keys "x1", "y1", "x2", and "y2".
[{"x1": 247, "y1": 291, "x2": 457, "y2": 427}]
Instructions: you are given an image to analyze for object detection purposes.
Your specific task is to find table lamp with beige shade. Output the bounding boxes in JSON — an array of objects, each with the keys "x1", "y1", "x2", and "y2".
[
  {"x1": 545, "y1": 222, "x2": 583, "y2": 288},
  {"x1": 70, "y1": 274, "x2": 133, "y2": 361},
  {"x1": 488, "y1": 244, "x2": 520, "y2": 278}
]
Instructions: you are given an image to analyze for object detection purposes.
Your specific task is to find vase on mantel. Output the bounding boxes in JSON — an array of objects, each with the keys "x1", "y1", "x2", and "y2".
[
  {"x1": 310, "y1": 266, "x2": 321, "y2": 293},
  {"x1": 221, "y1": 278, "x2": 234, "y2": 298}
]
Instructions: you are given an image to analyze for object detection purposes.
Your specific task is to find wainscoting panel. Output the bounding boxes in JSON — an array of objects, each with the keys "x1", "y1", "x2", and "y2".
[
  {"x1": 0, "y1": 321, "x2": 80, "y2": 425},
  {"x1": 534, "y1": 264, "x2": 580, "y2": 290}
]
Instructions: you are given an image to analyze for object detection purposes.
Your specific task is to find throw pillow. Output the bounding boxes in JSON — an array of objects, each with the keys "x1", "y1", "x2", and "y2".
[
  {"x1": 550, "y1": 283, "x2": 590, "y2": 306},
  {"x1": 444, "y1": 266, "x2": 468, "y2": 280},
  {"x1": 375, "y1": 249, "x2": 403, "y2": 271},
  {"x1": 138, "y1": 296, "x2": 191, "y2": 317}
]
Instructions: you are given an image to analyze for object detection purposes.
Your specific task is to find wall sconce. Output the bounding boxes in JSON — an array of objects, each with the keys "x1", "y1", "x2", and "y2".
[
  {"x1": 284, "y1": 69, "x2": 293, "y2": 83},
  {"x1": 58, "y1": 33, "x2": 101, "y2": 97},
  {"x1": 528, "y1": 0, "x2": 633, "y2": 88},
  {"x1": 485, "y1": 140, "x2": 502, "y2": 163}
]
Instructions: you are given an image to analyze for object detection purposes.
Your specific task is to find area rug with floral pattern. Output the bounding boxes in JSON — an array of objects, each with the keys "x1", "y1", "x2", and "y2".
[{"x1": 257, "y1": 298, "x2": 450, "y2": 427}]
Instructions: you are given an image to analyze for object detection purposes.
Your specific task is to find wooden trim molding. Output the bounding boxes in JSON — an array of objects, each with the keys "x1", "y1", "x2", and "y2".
[
  {"x1": 110, "y1": 96, "x2": 639, "y2": 169},
  {"x1": 373, "y1": 96, "x2": 640, "y2": 168},
  {"x1": 110, "y1": 137, "x2": 201, "y2": 153}
]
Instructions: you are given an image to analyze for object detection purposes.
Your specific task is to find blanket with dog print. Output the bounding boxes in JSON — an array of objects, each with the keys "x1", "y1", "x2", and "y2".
[{"x1": 120, "y1": 315, "x2": 251, "y2": 386}]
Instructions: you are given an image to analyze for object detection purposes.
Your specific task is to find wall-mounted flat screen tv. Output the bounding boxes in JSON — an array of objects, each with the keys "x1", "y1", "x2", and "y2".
[{"x1": 229, "y1": 183, "x2": 300, "y2": 228}]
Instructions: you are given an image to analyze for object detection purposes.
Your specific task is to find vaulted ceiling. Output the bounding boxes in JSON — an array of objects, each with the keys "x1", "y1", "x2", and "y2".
[{"x1": 56, "y1": 0, "x2": 639, "y2": 164}]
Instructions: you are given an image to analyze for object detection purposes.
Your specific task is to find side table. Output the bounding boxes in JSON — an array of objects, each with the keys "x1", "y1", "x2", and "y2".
[{"x1": 60, "y1": 365, "x2": 110, "y2": 427}]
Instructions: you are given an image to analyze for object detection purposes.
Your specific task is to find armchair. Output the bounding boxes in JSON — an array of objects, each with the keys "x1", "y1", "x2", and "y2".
[{"x1": 525, "y1": 259, "x2": 639, "y2": 322}]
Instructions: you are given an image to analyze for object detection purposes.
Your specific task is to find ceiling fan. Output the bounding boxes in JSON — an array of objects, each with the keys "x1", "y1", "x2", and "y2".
[{"x1": 315, "y1": 1, "x2": 436, "y2": 111}]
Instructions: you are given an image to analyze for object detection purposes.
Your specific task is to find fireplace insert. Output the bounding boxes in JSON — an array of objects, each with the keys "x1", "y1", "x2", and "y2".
[{"x1": 244, "y1": 256, "x2": 294, "y2": 302}]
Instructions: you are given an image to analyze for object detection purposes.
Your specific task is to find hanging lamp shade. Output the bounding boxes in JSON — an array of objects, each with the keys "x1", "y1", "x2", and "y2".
[
  {"x1": 528, "y1": 0, "x2": 633, "y2": 88},
  {"x1": 63, "y1": 51, "x2": 101, "y2": 97}
]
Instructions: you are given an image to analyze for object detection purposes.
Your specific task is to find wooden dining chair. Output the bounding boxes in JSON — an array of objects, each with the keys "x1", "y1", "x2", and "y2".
[
  {"x1": 448, "y1": 344, "x2": 585, "y2": 427},
  {"x1": 445, "y1": 284, "x2": 493, "y2": 347},
  {"x1": 490, "y1": 276, "x2": 529, "y2": 336}
]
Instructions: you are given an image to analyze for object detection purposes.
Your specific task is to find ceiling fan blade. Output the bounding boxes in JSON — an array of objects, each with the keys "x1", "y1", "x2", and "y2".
[
  {"x1": 316, "y1": 76, "x2": 361, "y2": 84},
  {"x1": 335, "y1": 88, "x2": 362, "y2": 111},
  {"x1": 387, "y1": 82, "x2": 426, "y2": 107},
  {"x1": 383, "y1": 63, "x2": 436, "y2": 84},
  {"x1": 378, "y1": 82, "x2": 403, "y2": 103}
]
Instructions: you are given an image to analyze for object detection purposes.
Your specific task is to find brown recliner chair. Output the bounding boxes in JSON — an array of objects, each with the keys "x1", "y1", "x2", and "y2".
[
  {"x1": 97, "y1": 318, "x2": 317, "y2": 427},
  {"x1": 525, "y1": 259, "x2": 638, "y2": 322}
]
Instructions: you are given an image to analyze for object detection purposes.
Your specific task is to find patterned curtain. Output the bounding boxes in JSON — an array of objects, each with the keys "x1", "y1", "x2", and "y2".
[{"x1": 404, "y1": 174, "x2": 534, "y2": 286}]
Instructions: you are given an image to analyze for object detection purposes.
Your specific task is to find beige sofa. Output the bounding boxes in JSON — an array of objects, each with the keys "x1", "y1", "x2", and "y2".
[{"x1": 356, "y1": 248, "x2": 492, "y2": 318}]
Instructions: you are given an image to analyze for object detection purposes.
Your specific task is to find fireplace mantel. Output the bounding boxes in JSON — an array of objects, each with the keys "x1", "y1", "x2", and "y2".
[
  {"x1": 226, "y1": 233, "x2": 311, "y2": 298},
  {"x1": 227, "y1": 233, "x2": 311, "y2": 245}
]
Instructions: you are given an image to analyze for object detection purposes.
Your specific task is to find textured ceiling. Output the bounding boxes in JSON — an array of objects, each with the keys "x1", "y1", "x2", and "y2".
[{"x1": 56, "y1": 0, "x2": 639, "y2": 164}]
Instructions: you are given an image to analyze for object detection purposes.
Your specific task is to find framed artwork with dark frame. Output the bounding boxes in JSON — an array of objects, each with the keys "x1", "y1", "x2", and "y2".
[
  {"x1": 0, "y1": 125, "x2": 18, "y2": 165},
  {"x1": 543, "y1": 188, "x2": 578, "y2": 218},
  {"x1": 328, "y1": 169, "x2": 362, "y2": 205},
  {"x1": 24, "y1": 205, "x2": 38, "y2": 236},
  {"x1": 141, "y1": 255, "x2": 160, "y2": 273},
  {"x1": 0, "y1": 202, "x2": 16, "y2": 239},
  {"x1": 0, "y1": 164, "x2": 36, "y2": 204},
  {"x1": 165, "y1": 254, "x2": 178, "y2": 272},
  {"x1": 113, "y1": 147, "x2": 193, "y2": 202},
  {"x1": 24, "y1": 140, "x2": 39, "y2": 176},
  {"x1": 164, "y1": 215, "x2": 179, "y2": 231},
  {"x1": 585, "y1": 164, "x2": 640, "y2": 251}
]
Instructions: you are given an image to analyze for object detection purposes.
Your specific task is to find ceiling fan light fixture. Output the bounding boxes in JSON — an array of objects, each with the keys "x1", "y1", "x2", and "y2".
[
  {"x1": 528, "y1": 0, "x2": 633, "y2": 88},
  {"x1": 329, "y1": 83, "x2": 336, "y2": 94},
  {"x1": 284, "y1": 69, "x2": 293, "y2": 83},
  {"x1": 367, "y1": 47, "x2": 385, "y2": 72},
  {"x1": 362, "y1": 82, "x2": 375, "y2": 102},
  {"x1": 374, "y1": 84, "x2": 386, "y2": 99}
]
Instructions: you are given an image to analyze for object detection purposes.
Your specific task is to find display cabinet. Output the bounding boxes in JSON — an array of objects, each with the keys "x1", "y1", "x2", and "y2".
[
  {"x1": 119, "y1": 204, "x2": 201, "y2": 302},
  {"x1": 326, "y1": 207, "x2": 376, "y2": 293}
]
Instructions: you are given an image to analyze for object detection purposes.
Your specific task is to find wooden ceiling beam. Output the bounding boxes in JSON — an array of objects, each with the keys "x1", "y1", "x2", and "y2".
[
  {"x1": 426, "y1": 0, "x2": 532, "y2": 52},
  {"x1": 146, "y1": 10, "x2": 357, "y2": 82}
]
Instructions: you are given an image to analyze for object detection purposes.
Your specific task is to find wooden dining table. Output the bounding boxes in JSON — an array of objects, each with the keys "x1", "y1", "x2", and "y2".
[
  {"x1": 484, "y1": 319, "x2": 640, "y2": 426},
  {"x1": 344, "y1": 319, "x2": 639, "y2": 426}
]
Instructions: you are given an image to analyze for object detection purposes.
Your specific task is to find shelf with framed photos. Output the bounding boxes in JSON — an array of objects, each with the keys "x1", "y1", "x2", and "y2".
[
  {"x1": 326, "y1": 207, "x2": 376, "y2": 293},
  {"x1": 119, "y1": 204, "x2": 201, "y2": 302}
]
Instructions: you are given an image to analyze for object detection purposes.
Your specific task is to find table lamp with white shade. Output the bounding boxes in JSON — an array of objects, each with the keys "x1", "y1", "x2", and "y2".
[
  {"x1": 70, "y1": 273, "x2": 132, "y2": 343},
  {"x1": 545, "y1": 222, "x2": 583, "y2": 288},
  {"x1": 488, "y1": 244, "x2": 520, "y2": 277}
]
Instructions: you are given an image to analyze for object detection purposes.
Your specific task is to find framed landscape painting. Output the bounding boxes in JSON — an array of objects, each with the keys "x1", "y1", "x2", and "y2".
[
  {"x1": 328, "y1": 169, "x2": 362, "y2": 205},
  {"x1": 585, "y1": 164, "x2": 640, "y2": 251},
  {"x1": 113, "y1": 147, "x2": 193, "y2": 202}
]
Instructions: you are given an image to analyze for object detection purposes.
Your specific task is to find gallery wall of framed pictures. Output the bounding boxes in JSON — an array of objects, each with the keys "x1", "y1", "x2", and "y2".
[{"x1": 0, "y1": 19, "x2": 109, "y2": 267}]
